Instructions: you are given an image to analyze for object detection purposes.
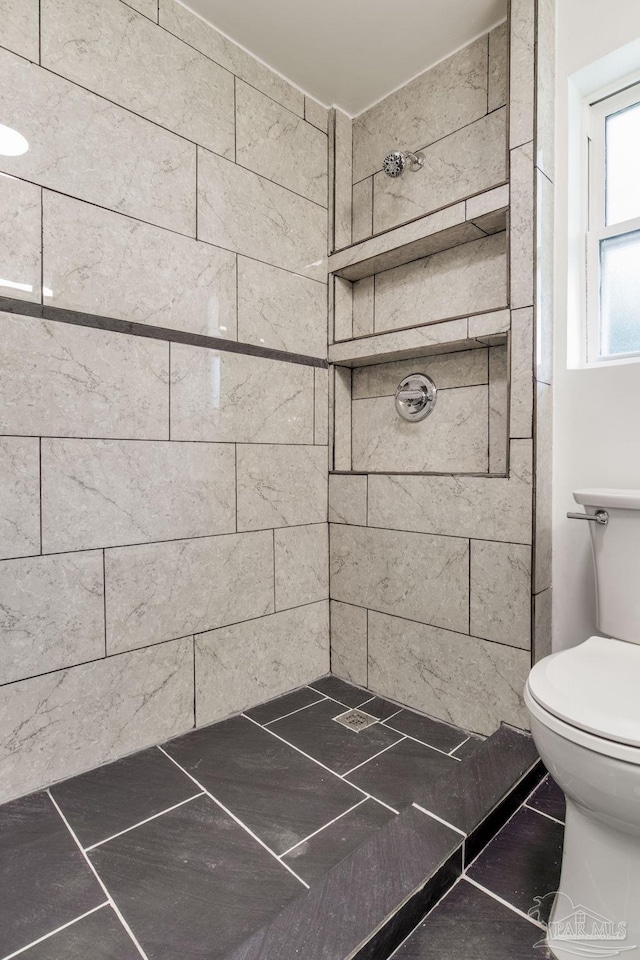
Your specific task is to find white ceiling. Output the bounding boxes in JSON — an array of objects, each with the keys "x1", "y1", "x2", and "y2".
[{"x1": 180, "y1": 0, "x2": 508, "y2": 116}]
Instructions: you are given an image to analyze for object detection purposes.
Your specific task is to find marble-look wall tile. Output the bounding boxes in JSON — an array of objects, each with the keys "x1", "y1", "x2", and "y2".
[
  {"x1": 536, "y1": 168, "x2": 554, "y2": 384},
  {"x1": 0, "y1": 0, "x2": 39, "y2": 61},
  {"x1": 510, "y1": 0, "x2": 535, "y2": 149},
  {"x1": 169, "y1": 345, "x2": 314, "y2": 444},
  {"x1": 533, "y1": 588, "x2": 552, "y2": 662},
  {"x1": 534, "y1": 381, "x2": 553, "y2": 593},
  {"x1": 122, "y1": 0, "x2": 158, "y2": 20},
  {"x1": 314, "y1": 369, "x2": 329, "y2": 445},
  {"x1": 328, "y1": 316, "x2": 469, "y2": 366},
  {"x1": 352, "y1": 348, "x2": 488, "y2": 398},
  {"x1": 467, "y1": 309, "x2": 510, "y2": 340},
  {"x1": 367, "y1": 439, "x2": 533, "y2": 544},
  {"x1": 197, "y1": 149, "x2": 326, "y2": 281},
  {"x1": 368, "y1": 611, "x2": 530, "y2": 735},
  {"x1": 353, "y1": 36, "x2": 489, "y2": 183},
  {"x1": 510, "y1": 141, "x2": 535, "y2": 310},
  {"x1": 0, "y1": 312, "x2": 169, "y2": 440},
  {"x1": 374, "y1": 233, "x2": 507, "y2": 332},
  {"x1": 195, "y1": 602, "x2": 329, "y2": 725},
  {"x1": 43, "y1": 192, "x2": 237, "y2": 339},
  {"x1": 352, "y1": 277, "x2": 375, "y2": 338},
  {"x1": 488, "y1": 21, "x2": 508, "y2": 113},
  {"x1": 274, "y1": 523, "x2": 329, "y2": 610},
  {"x1": 305, "y1": 97, "x2": 329, "y2": 134},
  {"x1": 536, "y1": 0, "x2": 555, "y2": 180},
  {"x1": 105, "y1": 531, "x2": 274, "y2": 653},
  {"x1": 333, "y1": 367, "x2": 352, "y2": 471},
  {"x1": 0, "y1": 637, "x2": 193, "y2": 804},
  {"x1": 41, "y1": 439, "x2": 235, "y2": 552},
  {"x1": 373, "y1": 109, "x2": 507, "y2": 233},
  {"x1": 470, "y1": 541, "x2": 532, "y2": 648},
  {"x1": 0, "y1": 49, "x2": 195, "y2": 235},
  {"x1": 510, "y1": 307, "x2": 534, "y2": 438},
  {"x1": 351, "y1": 385, "x2": 489, "y2": 474},
  {"x1": 329, "y1": 475, "x2": 367, "y2": 526},
  {"x1": 158, "y1": 0, "x2": 304, "y2": 118},
  {"x1": 236, "y1": 444, "x2": 327, "y2": 531},
  {"x1": 333, "y1": 277, "x2": 353, "y2": 342},
  {"x1": 330, "y1": 524, "x2": 469, "y2": 634},
  {"x1": 40, "y1": 0, "x2": 234, "y2": 159},
  {"x1": 0, "y1": 551, "x2": 104, "y2": 684},
  {"x1": 352, "y1": 179, "x2": 373, "y2": 243},
  {"x1": 330, "y1": 601, "x2": 367, "y2": 687},
  {"x1": 236, "y1": 81, "x2": 327, "y2": 206},
  {"x1": 0, "y1": 175, "x2": 41, "y2": 304},
  {"x1": 334, "y1": 109, "x2": 353, "y2": 250},
  {"x1": 0, "y1": 437, "x2": 40, "y2": 560},
  {"x1": 489, "y1": 343, "x2": 508, "y2": 473},
  {"x1": 236, "y1": 257, "x2": 326, "y2": 359}
]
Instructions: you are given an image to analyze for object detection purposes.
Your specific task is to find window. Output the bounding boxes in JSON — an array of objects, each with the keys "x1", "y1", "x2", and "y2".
[{"x1": 586, "y1": 81, "x2": 640, "y2": 363}]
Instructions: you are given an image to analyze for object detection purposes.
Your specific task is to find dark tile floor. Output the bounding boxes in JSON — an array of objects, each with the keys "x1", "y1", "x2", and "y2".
[
  {"x1": 0, "y1": 676, "x2": 481, "y2": 960},
  {"x1": 391, "y1": 774, "x2": 565, "y2": 959}
]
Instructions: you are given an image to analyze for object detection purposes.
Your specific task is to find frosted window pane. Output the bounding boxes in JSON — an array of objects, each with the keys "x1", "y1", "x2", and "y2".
[
  {"x1": 606, "y1": 100, "x2": 640, "y2": 225},
  {"x1": 600, "y1": 231, "x2": 640, "y2": 357}
]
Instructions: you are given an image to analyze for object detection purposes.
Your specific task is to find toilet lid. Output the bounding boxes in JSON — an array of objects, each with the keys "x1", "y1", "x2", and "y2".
[{"x1": 528, "y1": 635, "x2": 640, "y2": 748}]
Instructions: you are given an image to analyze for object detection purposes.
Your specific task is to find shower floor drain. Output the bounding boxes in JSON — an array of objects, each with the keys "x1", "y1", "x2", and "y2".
[{"x1": 334, "y1": 708, "x2": 378, "y2": 732}]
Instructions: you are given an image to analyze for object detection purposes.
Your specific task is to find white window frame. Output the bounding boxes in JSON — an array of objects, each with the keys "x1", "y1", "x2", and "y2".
[{"x1": 585, "y1": 80, "x2": 640, "y2": 364}]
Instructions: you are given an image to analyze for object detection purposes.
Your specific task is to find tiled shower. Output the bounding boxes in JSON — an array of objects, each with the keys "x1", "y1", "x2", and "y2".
[{"x1": 0, "y1": 0, "x2": 555, "y2": 956}]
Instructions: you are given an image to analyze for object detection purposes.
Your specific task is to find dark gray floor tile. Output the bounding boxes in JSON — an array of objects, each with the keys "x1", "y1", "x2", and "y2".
[
  {"x1": 245, "y1": 687, "x2": 324, "y2": 725},
  {"x1": 20, "y1": 906, "x2": 138, "y2": 960},
  {"x1": 347, "y1": 737, "x2": 457, "y2": 810},
  {"x1": 393, "y1": 879, "x2": 545, "y2": 959},
  {"x1": 282, "y1": 798, "x2": 395, "y2": 885},
  {"x1": 527, "y1": 774, "x2": 566, "y2": 823},
  {"x1": 467, "y1": 805, "x2": 563, "y2": 922},
  {"x1": 360, "y1": 696, "x2": 402, "y2": 720},
  {"x1": 163, "y1": 715, "x2": 360, "y2": 855},
  {"x1": 270, "y1": 698, "x2": 403, "y2": 775},
  {"x1": 309, "y1": 675, "x2": 371, "y2": 707},
  {"x1": 0, "y1": 792, "x2": 104, "y2": 958},
  {"x1": 89, "y1": 794, "x2": 301, "y2": 960},
  {"x1": 50, "y1": 748, "x2": 198, "y2": 849},
  {"x1": 450, "y1": 734, "x2": 485, "y2": 760},
  {"x1": 384, "y1": 709, "x2": 468, "y2": 753}
]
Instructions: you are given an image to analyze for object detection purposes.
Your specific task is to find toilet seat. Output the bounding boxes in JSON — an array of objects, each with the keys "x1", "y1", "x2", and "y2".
[{"x1": 526, "y1": 635, "x2": 640, "y2": 765}]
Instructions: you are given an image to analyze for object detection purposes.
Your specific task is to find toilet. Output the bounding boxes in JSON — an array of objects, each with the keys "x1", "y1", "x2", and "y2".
[{"x1": 525, "y1": 489, "x2": 640, "y2": 959}]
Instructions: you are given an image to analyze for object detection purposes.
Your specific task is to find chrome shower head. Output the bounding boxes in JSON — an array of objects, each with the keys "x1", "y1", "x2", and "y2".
[{"x1": 382, "y1": 149, "x2": 425, "y2": 178}]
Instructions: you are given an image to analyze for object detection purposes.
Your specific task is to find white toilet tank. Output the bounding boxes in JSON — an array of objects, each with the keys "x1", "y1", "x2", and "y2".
[{"x1": 574, "y1": 489, "x2": 640, "y2": 644}]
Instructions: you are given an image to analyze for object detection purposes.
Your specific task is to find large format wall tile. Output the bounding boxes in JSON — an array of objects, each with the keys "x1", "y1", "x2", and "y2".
[
  {"x1": 330, "y1": 524, "x2": 469, "y2": 634},
  {"x1": 367, "y1": 440, "x2": 533, "y2": 544},
  {"x1": 352, "y1": 36, "x2": 489, "y2": 183},
  {"x1": 236, "y1": 445, "x2": 327, "y2": 531},
  {"x1": 0, "y1": 49, "x2": 195, "y2": 235},
  {"x1": 510, "y1": 0, "x2": 535, "y2": 149},
  {"x1": 510, "y1": 141, "x2": 535, "y2": 310},
  {"x1": 352, "y1": 349, "x2": 488, "y2": 399},
  {"x1": 158, "y1": 0, "x2": 304, "y2": 118},
  {"x1": 0, "y1": 312, "x2": 169, "y2": 440},
  {"x1": 40, "y1": 0, "x2": 235, "y2": 159},
  {"x1": 105, "y1": 531, "x2": 274, "y2": 653},
  {"x1": 237, "y1": 257, "x2": 326, "y2": 358},
  {"x1": 488, "y1": 21, "x2": 508, "y2": 112},
  {"x1": 489, "y1": 343, "x2": 508, "y2": 472},
  {"x1": 274, "y1": 523, "x2": 329, "y2": 610},
  {"x1": 0, "y1": 637, "x2": 193, "y2": 803},
  {"x1": 236, "y1": 81, "x2": 327, "y2": 206},
  {"x1": 334, "y1": 108, "x2": 353, "y2": 250},
  {"x1": 305, "y1": 97, "x2": 329, "y2": 133},
  {"x1": 368, "y1": 611, "x2": 530, "y2": 735},
  {"x1": 197, "y1": 149, "x2": 326, "y2": 280},
  {"x1": 44, "y1": 193, "x2": 236, "y2": 338},
  {"x1": 314, "y1": 368, "x2": 329, "y2": 445},
  {"x1": 351, "y1": 385, "x2": 489, "y2": 473},
  {"x1": 470, "y1": 541, "x2": 532, "y2": 648},
  {"x1": 0, "y1": 0, "x2": 39, "y2": 61},
  {"x1": 41, "y1": 439, "x2": 236, "y2": 552},
  {"x1": 0, "y1": 552, "x2": 104, "y2": 683},
  {"x1": 373, "y1": 109, "x2": 507, "y2": 233},
  {"x1": 330, "y1": 600, "x2": 367, "y2": 687},
  {"x1": 374, "y1": 233, "x2": 507, "y2": 332},
  {"x1": 0, "y1": 175, "x2": 41, "y2": 303},
  {"x1": 170, "y1": 345, "x2": 314, "y2": 444},
  {"x1": 195, "y1": 602, "x2": 329, "y2": 724},
  {"x1": 0, "y1": 437, "x2": 40, "y2": 560},
  {"x1": 123, "y1": 0, "x2": 157, "y2": 19},
  {"x1": 329, "y1": 475, "x2": 367, "y2": 526}
]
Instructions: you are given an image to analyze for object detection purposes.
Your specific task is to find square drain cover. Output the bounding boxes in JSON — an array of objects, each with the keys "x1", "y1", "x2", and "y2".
[{"x1": 334, "y1": 708, "x2": 378, "y2": 732}]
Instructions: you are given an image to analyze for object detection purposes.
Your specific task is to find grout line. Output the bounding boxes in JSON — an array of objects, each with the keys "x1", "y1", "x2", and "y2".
[
  {"x1": 252, "y1": 696, "x2": 328, "y2": 726},
  {"x1": 411, "y1": 802, "x2": 466, "y2": 838},
  {"x1": 380, "y1": 724, "x2": 463, "y2": 761},
  {"x1": 449, "y1": 735, "x2": 473, "y2": 757},
  {"x1": 84, "y1": 793, "x2": 204, "y2": 851},
  {"x1": 0, "y1": 903, "x2": 110, "y2": 960},
  {"x1": 156, "y1": 746, "x2": 310, "y2": 888},
  {"x1": 167, "y1": 341, "x2": 171, "y2": 440},
  {"x1": 463, "y1": 876, "x2": 546, "y2": 931},
  {"x1": 102, "y1": 549, "x2": 107, "y2": 657},
  {"x1": 523, "y1": 802, "x2": 564, "y2": 827},
  {"x1": 38, "y1": 437, "x2": 43, "y2": 555},
  {"x1": 47, "y1": 791, "x2": 150, "y2": 959},
  {"x1": 278, "y1": 797, "x2": 368, "y2": 859},
  {"x1": 341, "y1": 736, "x2": 406, "y2": 778}
]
